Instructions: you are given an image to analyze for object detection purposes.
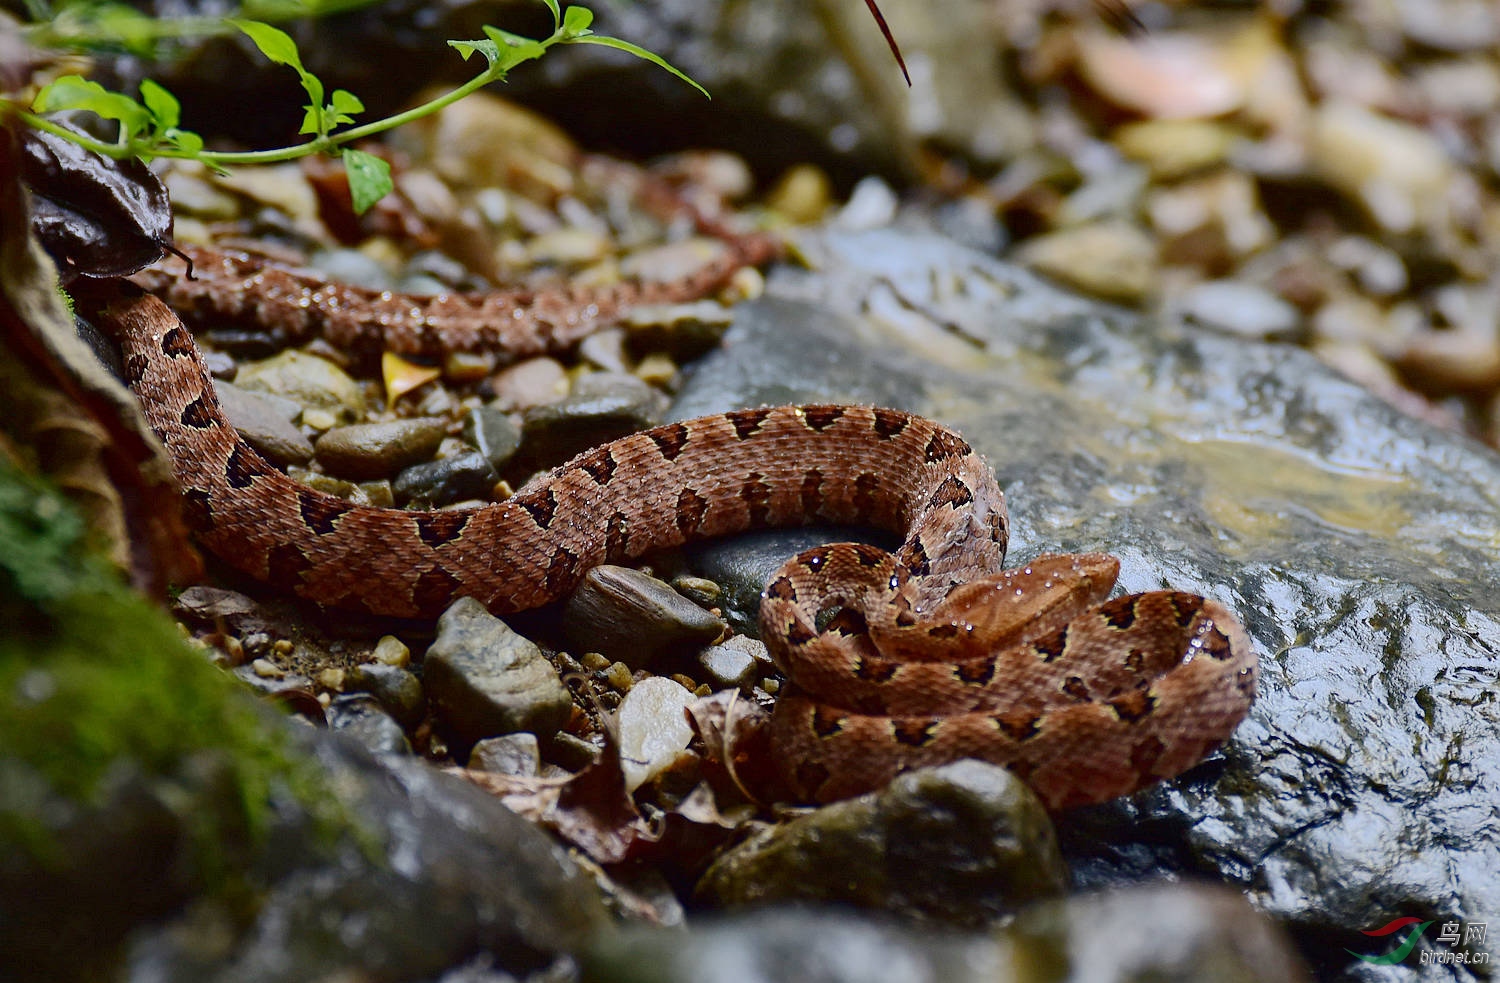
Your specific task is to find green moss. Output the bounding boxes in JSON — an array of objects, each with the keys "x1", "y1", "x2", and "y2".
[{"x1": 0, "y1": 459, "x2": 346, "y2": 878}]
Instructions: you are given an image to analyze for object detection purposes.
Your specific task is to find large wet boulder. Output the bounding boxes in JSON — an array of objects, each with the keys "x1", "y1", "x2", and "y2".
[{"x1": 670, "y1": 227, "x2": 1500, "y2": 975}]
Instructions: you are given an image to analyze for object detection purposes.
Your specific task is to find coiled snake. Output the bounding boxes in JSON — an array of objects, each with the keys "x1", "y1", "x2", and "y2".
[{"x1": 87, "y1": 247, "x2": 1256, "y2": 810}]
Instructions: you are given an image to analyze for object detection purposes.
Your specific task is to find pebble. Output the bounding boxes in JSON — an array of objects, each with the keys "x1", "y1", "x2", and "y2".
[
  {"x1": 695, "y1": 760, "x2": 1065, "y2": 924},
  {"x1": 697, "y1": 635, "x2": 765, "y2": 691},
  {"x1": 1017, "y1": 220, "x2": 1159, "y2": 304},
  {"x1": 563, "y1": 565, "x2": 727, "y2": 668},
  {"x1": 397, "y1": 90, "x2": 578, "y2": 199},
  {"x1": 1396, "y1": 328, "x2": 1500, "y2": 393},
  {"x1": 212, "y1": 380, "x2": 313, "y2": 466},
  {"x1": 372, "y1": 634, "x2": 410, "y2": 667},
  {"x1": 357, "y1": 480, "x2": 395, "y2": 507},
  {"x1": 349, "y1": 662, "x2": 425, "y2": 727},
  {"x1": 623, "y1": 301, "x2": 736, "y2": 361},
  {"x1": 632, "y1": 353, "x2": 678, "y2": 390},
  {"x1": 393, "y1": 451, "x2": 499, "y2": 505},
  {"x1": 326, "y1": 695, "x2": 412, "y2": 756},
  {"x1": 1113, "y1": 119, "x2": 1237, "y2": 180},
  {"x1": 423, "y1": 596, "x2": 573, "y2": 751},
  {"x1": 1147, "y1": 170, "x2": 1274, "y2": 271},
  {"x1": 650, "y1": 150, "x2": 755, "y2": 200},
  {"x1": 212, "y1": 162, "x2": 319, "y2": 221},
  {"x1": 489, "y1": 357, "x2": 570, "y2": 412},
  {"x1": 1310, "y1": 102, "x2": 1452, "y2": 235},
  {"x1": 313, "y1": 418, "x2": 448, "y2": 480},
  {"x1": 443, "y1": 350, "x2": 497, "y2": 384},
  {"x1": 834, "y1": 176, "x2": 899, "y2": 231},
  {"x1": 670, "y1": 575, "x2": 722, "y2": 607},
  {"x1": 301, "y1": 408, "x2": 337, "y2": 431},
  {"x1": 1077, "y1": 28, "x2": 1244, "y2": 119},
  {"x1": 234, "y1": 349, "x2": 365, "y2": 422},
  {"x1": 619, "y1": 239, "x2": 733, "y2": 285},
  {"x1": 526, "y1": 227, "x2": 613, "y2": 267},
  {"x1": 1177, "y1": 280, "x2": 1302, "y2": 340},
  {"x1": 403, "y1": 248, "x2": 474, "y2": 290},
  {"x1": 307, "y1": 247, "x2": 395, "y2": 290},
  {"x1": 288, "y1": 467, "x2": 364, "y2": 502},
  {"x1": 578, "y1": 327, "x2": 631, "y2": 374},
  {"x1": 162, "y1": 168, "x2": 239, "y2": 220},
  {"x1": 519, "y1": 373, "x2": 668, "y2": 468},
  {"x1": 766, "y1": 163, "x2": 832, "y2": 223},
  {"x1": 251, "y1": 658, "x2": 283, "y2": 679},
  {"x1": 615, "y1": 676, "x2": 697, "y2": 794},
  {"x1": 462, "y1": 405, "x2": 523, "y2": 471},
  {"x1": 469, "y1": 733, "x2": 541, "y2": 776}
]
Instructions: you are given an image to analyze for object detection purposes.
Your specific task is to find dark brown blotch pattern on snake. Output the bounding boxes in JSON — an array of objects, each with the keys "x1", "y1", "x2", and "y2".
[{"x1": 94, "y1": 288, "x2": 1258, "y2": 811}]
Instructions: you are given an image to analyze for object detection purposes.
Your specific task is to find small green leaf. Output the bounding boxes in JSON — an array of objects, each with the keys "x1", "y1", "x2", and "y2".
[
  {"x1": 567, "y1": 35, "x2": 709, "y2": 99},
  {"x1": 561, "y1": 5, "x2": 593, "y2": 36},
  {"x1": 539, "y1": 0, "x2": 561, "y2": 31},
  {"x1": 230, "y1": 19, "x2": 303, "y2": 70},
  {"x1": 33, "y1": 76, "x2": 152, "y2": 135},
  {"x1": 481, "y1": 25, "x2": 547, "y2": 62},
  {"x1": 164, "y1": 128, "x2": 205, "y2": 155},
  {"x1": 329, "y1": 89, "x2": 363, "y2": 117},
  {"x1": 298, "y1": 105, "x2": 321, "y2": 135},
  {"x1": 138, "y1": 79, "x2": 180, "y2": 130},
  {"x1": 447, "y1": 39, "x2": 497, "y2": 65},
  {"x1": 343, "y1": 148, "x2": 392, "y2": 215}
]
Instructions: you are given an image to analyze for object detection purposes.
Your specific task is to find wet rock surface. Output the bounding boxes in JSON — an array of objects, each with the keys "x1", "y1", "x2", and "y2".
[
  {"x1": 669, "y1": 228, "x2": 1500, "y2": 973},
  {"x1": 131, "y1": 733, "x2": 607, "y2": 983},
  {"x1": 0, "y1": 727, "x2": 608, "y2": 983},
  {"x1": 583, "y1": 882, "x2": 1307, "y2": 983}
]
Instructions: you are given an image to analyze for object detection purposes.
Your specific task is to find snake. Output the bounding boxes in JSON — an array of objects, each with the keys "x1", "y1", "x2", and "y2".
[{"x1": 84, "y1": 249, "x2": 1257, "y2": 811}]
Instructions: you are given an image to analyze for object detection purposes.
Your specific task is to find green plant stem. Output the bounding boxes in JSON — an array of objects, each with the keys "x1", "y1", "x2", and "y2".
[{"x1": 12, "y1": 51, "x2": 518, "y2": 165}]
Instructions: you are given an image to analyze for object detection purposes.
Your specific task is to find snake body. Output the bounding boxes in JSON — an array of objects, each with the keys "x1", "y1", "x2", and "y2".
[{"x1": 92, "y1": 252, "x2": 1256, "y2": 809}]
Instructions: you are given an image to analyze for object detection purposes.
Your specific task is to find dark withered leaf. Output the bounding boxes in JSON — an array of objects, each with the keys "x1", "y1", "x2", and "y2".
[{"x1": 20, "y1": 117, "x2": 173, "y2": 281}]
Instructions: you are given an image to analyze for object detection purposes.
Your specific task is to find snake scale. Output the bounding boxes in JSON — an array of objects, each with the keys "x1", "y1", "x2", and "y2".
[{"x1": 88, "y1": 243, "x2": 1257, "y2": 810}]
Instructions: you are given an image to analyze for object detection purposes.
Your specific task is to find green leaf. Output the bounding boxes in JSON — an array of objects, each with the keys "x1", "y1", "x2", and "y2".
[
  {"x1": 343, "y1": 148, "x2": 392, "y2": 215},
  {"x1": 329, "y1": 89, "x2": 363, "y2": 117},
  {"x1": 561, "y1": 5, "x2": 593, "y2": 36},
  {"x1": 447, "y1": 39, "x2": 498, "y2": 65},
  {"x1": 298, "y1": 105, "x2": 321, "y2": 135},
  {"x1": 138, "y1": 79, "x2": 180, "y2": 131},
  {"x1": 481, "y1": 25, "x2": 547, "y2": 63},
  {"x1": 539, "y1": 0, "x2": 561, "y2": 32},
  {"x1": 230, "y1": 19, "x2": 303, "y2": 70},
  {"x1": 33, "y1": 76, "x2": 152, "y2": 136},
  {"x1": 164, "y1": 128, "x2": 205, "y2": 155},
  {"x1": 567, "y1": 35, "x2": 709, "y2": 99}
]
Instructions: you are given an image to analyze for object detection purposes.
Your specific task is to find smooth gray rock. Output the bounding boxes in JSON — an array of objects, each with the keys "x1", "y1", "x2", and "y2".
[
  {"x1": 671, "y1": 228, "x2": 1500, "y2": 975},
  {"x1": 393, "y1": 450, "x2": 498, "y2": 506},
  {"x1": 519, "y1": 372, "x2": 668, "y2": 470},
  {"x1": 423, "y1": 597, "x2": 573, "y2": 752},
  {"x1": 697, "y1": 635, "x2": 764, "y2": 691},
  {"x1": 213, "y1": 380, "x2": 313, "y2": 466},
  {"x1": 469, "y1": 733, "x2": 541, "y2": 777},
  {"x1": 563, "y1": 565, "x2": 725, "y2": 667},
  {"x1": 314, "y1": 417, "x2": 448, "y2": 480},
  {"x1": 462, "y1": 404, "x2": 522, "y2": 471}
]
